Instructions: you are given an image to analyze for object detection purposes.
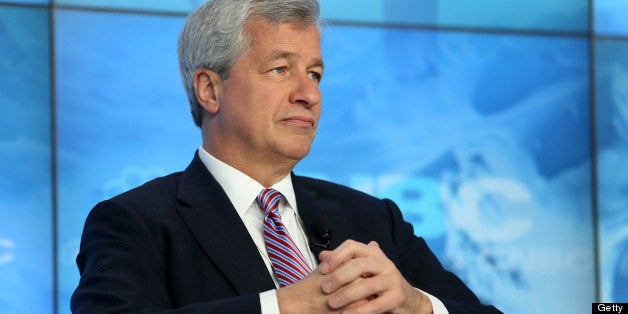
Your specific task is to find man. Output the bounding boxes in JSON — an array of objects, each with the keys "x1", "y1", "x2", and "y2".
[{"x1": 71, "y1": 0, "x2": 501, "y2": 313}]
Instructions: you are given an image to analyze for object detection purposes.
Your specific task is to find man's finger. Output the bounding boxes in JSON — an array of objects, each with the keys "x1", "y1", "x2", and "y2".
[
  {"x1": 327, "y1": 276, "x2": 383, "y2": 309},
  {"x1": 321, "y1": 257, "x2": 378, "y2": 293},
  {"x1": 318, "y1": 240, "x2": 378, "y2": 274}
]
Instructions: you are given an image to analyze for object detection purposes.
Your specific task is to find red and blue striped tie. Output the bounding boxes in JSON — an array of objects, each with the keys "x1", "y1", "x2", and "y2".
[{"x1": 257, "y1": 189, "x2": 312, "y2": 286}]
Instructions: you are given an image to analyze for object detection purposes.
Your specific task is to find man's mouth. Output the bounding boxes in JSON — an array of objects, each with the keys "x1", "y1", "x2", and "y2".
[{"x1": 282, "y1": 116, "x2": 315, "y2": 128}]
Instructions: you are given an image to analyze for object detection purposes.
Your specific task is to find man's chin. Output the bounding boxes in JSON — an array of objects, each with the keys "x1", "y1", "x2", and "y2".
[{"x1": 282, "y1": 143, "x2": 313, "y2": 163}]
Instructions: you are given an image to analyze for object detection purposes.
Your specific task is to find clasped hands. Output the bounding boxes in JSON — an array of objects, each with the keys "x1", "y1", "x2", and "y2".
[{"x1": 276, "y1": 240, "x2": 432, "y2": 314}]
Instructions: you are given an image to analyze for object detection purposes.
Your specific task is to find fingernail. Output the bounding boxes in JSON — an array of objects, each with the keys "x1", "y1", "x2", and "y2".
[
  {"x1": 319, "y1": 261, "x2": 329, "y2": 274},
  {"x1": 322, "y1": 280, "x2": 332, "y2": 293},
  {"x1": 329, "y1": 295, "x2": 340, "y2": 307}
]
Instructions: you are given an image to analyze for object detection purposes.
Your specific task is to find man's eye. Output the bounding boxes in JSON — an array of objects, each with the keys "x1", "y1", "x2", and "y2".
[
  {"x1": 271, "y1": 67, "x2": 285, "y2": 73},
  {"x1": 309, "y1": 72, "x2": 321, "y2": 82}
]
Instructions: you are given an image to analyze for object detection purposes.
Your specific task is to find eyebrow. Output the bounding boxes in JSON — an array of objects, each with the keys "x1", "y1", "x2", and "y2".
[{"x1": 268, "y1": 50, "x2": 325, "y2": 70}]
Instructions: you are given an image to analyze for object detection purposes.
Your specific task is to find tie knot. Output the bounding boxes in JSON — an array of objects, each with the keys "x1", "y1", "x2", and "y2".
[{"x1": 256, "y1": 188, "x2": 283, "y2": 215}]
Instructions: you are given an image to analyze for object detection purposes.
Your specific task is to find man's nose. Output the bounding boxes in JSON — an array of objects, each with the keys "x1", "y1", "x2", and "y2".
[{"x1": 289, "y1": 74, "x2": 322, "y2": 108}]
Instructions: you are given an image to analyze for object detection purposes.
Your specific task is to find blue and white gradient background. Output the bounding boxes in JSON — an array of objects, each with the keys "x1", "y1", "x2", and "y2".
[
  {"x1": 0, "y1": 5, "x2": 53, "y2": 313},
  {"x1": 0, "y1": 0, "x2": 627, "y2": 313}
]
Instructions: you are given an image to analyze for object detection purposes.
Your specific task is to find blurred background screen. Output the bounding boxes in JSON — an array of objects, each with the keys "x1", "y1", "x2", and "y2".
[{"x1": 1, "y1": 0, "x2": 627, "y2": 313}]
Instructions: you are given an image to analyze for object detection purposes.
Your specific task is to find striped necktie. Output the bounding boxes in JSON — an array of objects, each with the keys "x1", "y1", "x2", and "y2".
[{"x1": 256, "y1": 188, "x2": 312, "y2": 286}]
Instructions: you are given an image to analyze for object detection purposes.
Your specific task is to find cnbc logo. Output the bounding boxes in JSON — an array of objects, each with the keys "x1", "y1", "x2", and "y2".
[{"x1": 0, "y1": 237, "x2": 15, "y2": 265}]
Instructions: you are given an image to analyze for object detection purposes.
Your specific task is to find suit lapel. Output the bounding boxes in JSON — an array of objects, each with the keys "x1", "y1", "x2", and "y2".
[
  {"x1": 176, "y1": 154, "x2": 275, "y2": 294},
  {"x1": 292, "y1": 174, "x2": 351, "y2": 260}
]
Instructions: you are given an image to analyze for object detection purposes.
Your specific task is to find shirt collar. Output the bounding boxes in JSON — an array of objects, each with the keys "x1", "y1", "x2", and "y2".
[{"x1": 197, "y1": 146, "x2": 298, "y2": 216}]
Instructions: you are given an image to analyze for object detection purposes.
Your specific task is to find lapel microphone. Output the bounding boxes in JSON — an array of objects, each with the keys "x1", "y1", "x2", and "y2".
[{"x1": 309, "y1": 217, "x2": 331, "y2": 249}]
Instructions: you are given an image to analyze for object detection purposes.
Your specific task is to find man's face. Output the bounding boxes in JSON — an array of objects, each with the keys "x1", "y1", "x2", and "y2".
[{"x1": 210, "y1": 18, "x2": 323, "y2": 172}]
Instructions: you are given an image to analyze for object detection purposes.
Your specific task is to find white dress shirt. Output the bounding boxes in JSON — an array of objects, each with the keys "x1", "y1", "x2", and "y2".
[{"x1": 197, "y1": 147, "x2": 447, "y2": 313}]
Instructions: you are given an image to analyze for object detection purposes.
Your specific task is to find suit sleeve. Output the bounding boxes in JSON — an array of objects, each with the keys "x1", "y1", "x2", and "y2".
[
  {"x1": 382, "y1": 199, "x2": 503, "y2": 314},
  {"x1": 70, "y1": 200, "x2": 262, "y2": 314}
]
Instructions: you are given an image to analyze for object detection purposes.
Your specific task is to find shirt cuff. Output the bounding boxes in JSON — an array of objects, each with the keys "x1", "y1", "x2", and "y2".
[
  {"x1": 418, "y1": 288, "x2": 449, "y2": 314},
  {"x1": 259, "y1": 289, "x2": 280, "y2": 314}
]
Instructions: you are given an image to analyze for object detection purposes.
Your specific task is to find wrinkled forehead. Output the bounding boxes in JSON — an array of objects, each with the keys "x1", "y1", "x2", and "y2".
[{"x1": 242, "y1": 17, "x2": 322, "y2": 53}]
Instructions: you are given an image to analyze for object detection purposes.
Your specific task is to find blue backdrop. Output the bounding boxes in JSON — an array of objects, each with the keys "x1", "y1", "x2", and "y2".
[
  {"x1": 1, "y1": 0, "x2": 627, "y2": 313},
  {"x1": 0, "y1": 6, "x2": 53, "y2": 313}
]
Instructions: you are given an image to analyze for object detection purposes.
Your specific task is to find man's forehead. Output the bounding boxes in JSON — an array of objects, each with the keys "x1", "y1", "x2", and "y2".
[{"x1": 243, "y1": 20, "x2": 322, "y2": 60}]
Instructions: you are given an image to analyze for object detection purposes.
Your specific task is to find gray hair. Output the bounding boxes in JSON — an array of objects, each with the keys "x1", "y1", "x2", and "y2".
[{"x1": 178, "y1": 0, "x2": 321, "y2": 127}]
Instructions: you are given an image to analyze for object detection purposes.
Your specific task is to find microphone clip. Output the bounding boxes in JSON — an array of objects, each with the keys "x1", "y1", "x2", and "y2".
[{"x1": 310, "y1": 221, "x2": 331, "y2": 249}]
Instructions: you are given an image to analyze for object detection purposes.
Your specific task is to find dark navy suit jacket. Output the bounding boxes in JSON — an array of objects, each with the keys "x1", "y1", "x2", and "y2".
[{"x1": 71, "y1": 153, "x2": 501, "y2": 313}]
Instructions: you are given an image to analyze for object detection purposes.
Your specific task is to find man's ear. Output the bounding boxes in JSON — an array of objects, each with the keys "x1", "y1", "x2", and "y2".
[{"x1": 193, "y1": 68, "x2": 222, "y2": 114}]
